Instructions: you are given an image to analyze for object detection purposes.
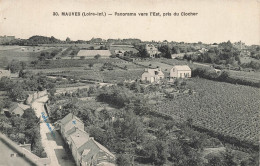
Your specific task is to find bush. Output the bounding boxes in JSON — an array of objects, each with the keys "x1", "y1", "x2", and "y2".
[{"x1": 192, "y1": 68, "x2": 260, "y2": 88}]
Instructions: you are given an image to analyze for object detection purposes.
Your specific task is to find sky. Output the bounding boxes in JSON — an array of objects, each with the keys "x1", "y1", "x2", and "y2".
[{"x1": 0, "y1": 0, "x2": 259, "y2": 45}]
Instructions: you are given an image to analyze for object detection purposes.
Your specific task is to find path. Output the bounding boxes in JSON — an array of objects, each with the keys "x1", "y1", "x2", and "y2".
[{"x1": 31, "y1": 96, "x2": 76, "y2": 166}]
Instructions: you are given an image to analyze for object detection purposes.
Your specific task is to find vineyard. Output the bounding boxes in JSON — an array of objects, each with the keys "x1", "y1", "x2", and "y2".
[{"x1": 152, "y1": 78, "x2": 259, "y2": 144}]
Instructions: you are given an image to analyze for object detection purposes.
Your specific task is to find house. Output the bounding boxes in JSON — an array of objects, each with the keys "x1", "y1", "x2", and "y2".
[
  {"x1": 71, "y1": 136, "x2": 115, "y2": 166},
  {"x1": 214, "y1": 68, "x2": 221, "y2": 74},
  {"x1": 77, "y1": 50, "x2": 111, "y2": 59},
  {"x1": 141, "y1": 68, "x2": 164, "y2": 83},
  {"x1": 114, "y1": 50, "x2": 126, "y2": 56},
  {"x1": 198, "y1": 48, "x2": 208, "y2": 54},
  {"x1": 59, "y1": 113, "x2": 85, "y2": 138},
  {"x1": 0, "y1": 69, "x2": 11, "y2": 78},
  {"x1": 109, "y1": 45, "x2": 139, "y2": 56},
  {"x1": 6, "y1": 103, "x2": 30, "y2": 117},
  {"x1": 145, "y1": 44, "x2": 160, "y2": 58},
  {"x1": 58, "y1": 113, "x2": 116, "y2": 166},
  {"x1": 170, "y1": 65, "x2": 191, "y2": 79}
]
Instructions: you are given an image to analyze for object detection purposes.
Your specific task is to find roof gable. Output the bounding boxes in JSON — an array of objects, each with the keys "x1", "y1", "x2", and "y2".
[
  {"x1": 172, "y1": 65, "x2": 191, "y2": 71},
  {"x1": 143, "y1": 68, "x2": 164, "y2": 76},
  {"x1": 60, "y1": 113, "x2": 83, "y2": 125},
  {"x1": 80, "y1": 138, "x2": 115, "y2": 163}
]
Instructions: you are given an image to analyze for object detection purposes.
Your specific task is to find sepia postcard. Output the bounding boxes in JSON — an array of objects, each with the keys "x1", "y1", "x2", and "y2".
[{"x1": 0, "y1": 0, "x2": 259, "y2": 166}]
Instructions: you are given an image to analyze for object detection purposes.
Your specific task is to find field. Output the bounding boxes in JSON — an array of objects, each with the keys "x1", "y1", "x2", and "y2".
[
  {"x1": 0, "y1": 46, "x2": 57, "y2": 68},
  {"x1": 229, "y1": 70, "x2": 260, "y2": 81},
  {"x1": 152, "y1": 78, "x2": 259, "y2": 144}
]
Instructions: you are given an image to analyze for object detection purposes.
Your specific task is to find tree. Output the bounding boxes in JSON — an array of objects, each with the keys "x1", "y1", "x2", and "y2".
[
  {"x1": 169, "y1": 139, "x2": 186, "y2": 165},
  {"x1": 207, "y1": 155, "x2": 225, "y2": 166},
  {"x1": 116, "y1": 154, "x2": 132, "y2": 166},
  {"x1": 88, "y1": 63, "x2": 94, "y2": 69},
  {"x1": 7, "y1": 60, "x2": 23, "y2": 73},
  {"x1": 172, "y1": 46, "x2": 180, "y2": 54},
  {"x1": 66, "y1": 37, "x2": 71, "y2": 43},
  {"x1": 88, "y1": 126, "x2": 107, "y2": 144},
  {"x1": 222, "y1": 150, "x2": 237, "y2": 166},
  {"x1": 8, "y1": 84, "x2": 27, "y2": 101},
  {"x1": 218, "y1": 71, "x2": 230, "y2": 81},
  {"x1": 80, "y1": 56, "x2": 85, "y2": 60},
  {"x1": 159, "y1": 45, "x2": 172, "y2": 58},
  {"x1": 94, "y1": 54, "x2": 101, "y2": 60},
  {"x1": 143, "y1": 140, "x2": 167, "y2": 165}
]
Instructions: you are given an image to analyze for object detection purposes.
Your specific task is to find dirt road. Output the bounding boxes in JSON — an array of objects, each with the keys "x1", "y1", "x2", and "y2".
[{"x1": 32, "y1": 96, "x2": 76, "y2": 166}]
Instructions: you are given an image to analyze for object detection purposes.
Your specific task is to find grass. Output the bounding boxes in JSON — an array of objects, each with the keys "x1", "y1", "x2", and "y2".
[{"x1": 0, "y1": 46, "x2": 58, "y2": 68}]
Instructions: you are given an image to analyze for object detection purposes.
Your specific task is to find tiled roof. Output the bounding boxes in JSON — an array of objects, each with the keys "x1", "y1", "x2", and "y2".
[
  {"x1": 65, "y1": 126, "x2": 89, "y2": 141},
  {"x1": 63, "y1": 118, "x2": 84, "y2": 134},
  {"x1": 70, "y1": 134, "x2": 90, "y2": 149},
  {"x1": 92, "y1": 139, "x2": 115, "y2": 158},
  {"x1": 79, "y1": 138, "x2": 115, "y2": 163},
  {"x1": 144, "y1": 68, "x2": 164, "y2": 77},
  {"x1": 60, "y1": 113, "x2": 82, "y2": 125}
]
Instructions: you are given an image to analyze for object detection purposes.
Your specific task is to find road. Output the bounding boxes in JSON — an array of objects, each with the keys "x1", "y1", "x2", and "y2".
[{"x1": 32, "y1": 96, "x2": 76, "y2": 166}]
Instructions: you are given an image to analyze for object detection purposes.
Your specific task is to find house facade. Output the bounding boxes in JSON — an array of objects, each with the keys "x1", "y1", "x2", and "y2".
[
  {"x1": 170, "y1": 65, "x2": 191, "y2": 79},
  {"x1": 58, "y1": 113, "x2": 115, "y2": 166},
  {"x1": 141, "y1": 68, "x2": 164, "y2": 83},
  {"x1": 145, "y1": 44, "x2": 160, "y2": 58}
]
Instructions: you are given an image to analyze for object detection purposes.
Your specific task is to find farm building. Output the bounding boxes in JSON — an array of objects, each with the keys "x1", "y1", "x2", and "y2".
[
  {"x1": 145, "y1": 44, "x2": 160, "y2": 58},
  {"x1": 0, "y1": 69, "x2": 11, "y2": 78},
  {"x1": 77, "y1": 50, "x2": 111, "y2": 58},
  {"x1": 170, "y1": 65, "x2": 191, "y2": 79},
  {"x1": 5, "y1": 103, "x2": 30, "y2": 117},
  {"x1": 109, "y1": 45, "x2": 139, "y2": 56},
  {"x1": 141, "y1": 68, "x2": 164, "y2": 83}
]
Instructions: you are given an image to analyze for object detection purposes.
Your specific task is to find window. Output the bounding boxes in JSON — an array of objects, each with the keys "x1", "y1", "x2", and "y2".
[{"x1": 180, "y1": 73, "x2": 182, "y2": 78}]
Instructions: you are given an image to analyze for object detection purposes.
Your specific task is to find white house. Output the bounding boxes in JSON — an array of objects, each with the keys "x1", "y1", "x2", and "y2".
[
  {"x1": 141, "y1": 68, "x2": 164, "y2": 83},
  {"x1": 170, "y1": 65, "x2": 191, "y2": 79}
]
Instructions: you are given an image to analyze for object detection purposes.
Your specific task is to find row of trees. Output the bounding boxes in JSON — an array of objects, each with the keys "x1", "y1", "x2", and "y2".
[
  {"x1": 184, "y1": 41, "x2": 241, "y2": 66},
  {"x1": 191, "y1": 68, "x2": 260, "y2": 87},
  {"x1": 0, "y1": 72, "x2": 55, "y2": 102}
]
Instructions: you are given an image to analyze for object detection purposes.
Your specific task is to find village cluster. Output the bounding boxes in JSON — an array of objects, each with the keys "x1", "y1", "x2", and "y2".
[{"x1": 0, "y1": 34, "x2": 259, "y2": 166}]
